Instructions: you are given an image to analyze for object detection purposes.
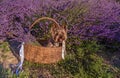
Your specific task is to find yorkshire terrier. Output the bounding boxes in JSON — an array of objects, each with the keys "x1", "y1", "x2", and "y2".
[
  {"x1": 37, "y1": 23, "x2": 67, "y2": 47},
  {"x1": 49, "y1": 23, "x2": 67, "y2": 47}
]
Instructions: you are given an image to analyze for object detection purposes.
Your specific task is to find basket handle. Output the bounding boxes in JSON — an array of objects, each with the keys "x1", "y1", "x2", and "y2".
[{"x1": 29, "y1": 17, "x2": 60, "y2": 29}]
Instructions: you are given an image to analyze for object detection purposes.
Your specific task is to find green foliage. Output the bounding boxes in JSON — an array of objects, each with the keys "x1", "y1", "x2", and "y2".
[
  {"x1": 55, "y1": 40, "x2": 114, "y2": 78},
  {"x1": 79, "y1": 40, "x2": 100, "y2": 53},
  {"x1": 0, "y1": 64, "x2": 30, "y2": 78},
  {"x1": 26, "y1": 40, "x2": 114, "y2": 78},
  {"x1": 0, "y1": 41, "x2": 116, "y2": 78},
  {"x1": 0, "y1": 42, "x2": 10, "y2": 52}
]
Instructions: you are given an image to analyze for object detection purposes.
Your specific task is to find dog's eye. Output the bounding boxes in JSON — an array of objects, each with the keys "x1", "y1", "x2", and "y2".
[
  {"x1": 59, "y1": 36, "x2": 63, "y2": 39},
  {"x1": 55, "y1": 33, "x2": 58, "y2": 36}
]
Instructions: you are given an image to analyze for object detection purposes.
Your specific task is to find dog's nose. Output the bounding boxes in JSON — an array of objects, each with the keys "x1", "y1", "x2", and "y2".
[{"x1": 59, "y1": 37, "x2": 64, "y2": 42}]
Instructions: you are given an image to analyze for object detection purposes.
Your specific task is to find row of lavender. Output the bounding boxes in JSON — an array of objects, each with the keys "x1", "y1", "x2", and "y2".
[{"x1": 0, "y1": 0, "x2": 120, "y2": 44}]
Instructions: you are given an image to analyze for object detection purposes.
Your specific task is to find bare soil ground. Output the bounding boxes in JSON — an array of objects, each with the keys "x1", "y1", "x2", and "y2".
[{"x1": 0, "y1": 45, "x2": 18, "y2": 69}]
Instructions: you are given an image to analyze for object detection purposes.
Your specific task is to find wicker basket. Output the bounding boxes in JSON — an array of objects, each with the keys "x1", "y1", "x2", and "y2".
[
  {"x1": 24, "y1": 17, "x2": 63, "y2": 64},
  {"x1": 24, "y1": 44, "x2": 62, "y2": 64}
]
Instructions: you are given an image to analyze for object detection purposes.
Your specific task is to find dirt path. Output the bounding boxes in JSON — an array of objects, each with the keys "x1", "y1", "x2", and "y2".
[{"x1": 0, "y1": 49, "x2": 18, "y2": 69}]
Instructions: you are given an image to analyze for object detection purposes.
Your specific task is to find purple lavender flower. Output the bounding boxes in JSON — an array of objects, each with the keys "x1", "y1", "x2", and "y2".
[{"x1": 0, "y1": 0, "x2": 120, "y2": 44}]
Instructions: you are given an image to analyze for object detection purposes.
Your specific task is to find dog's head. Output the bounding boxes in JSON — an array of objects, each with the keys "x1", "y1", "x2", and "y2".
[{"x1": 50, "y1": 24, "x2": 67, "y2": 43}]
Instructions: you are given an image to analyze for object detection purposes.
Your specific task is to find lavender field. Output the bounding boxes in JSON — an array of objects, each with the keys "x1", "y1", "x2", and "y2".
[{"x1": 0, "y1": 0, "x2": 120, "y2": 78}]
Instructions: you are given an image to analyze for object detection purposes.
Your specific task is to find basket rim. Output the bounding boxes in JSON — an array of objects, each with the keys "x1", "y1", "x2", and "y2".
[
  {"x1": 29, "y1": 17, "x2": 60, "y2": 29},
  {"x1": 24, "y1": 43, "x2": 62, "y2": 48}
]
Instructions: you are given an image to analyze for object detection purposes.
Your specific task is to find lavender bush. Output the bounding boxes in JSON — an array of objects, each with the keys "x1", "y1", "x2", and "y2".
[
  {"x1": 0, "y1": 0, "x2": 80, "y2": 42},
  {"x1": 0, "y1": 0, "x2": 37, "y2": 42},
  {"x1": 0, "y1": 0, "x2": 120, "y2": 43},
  {"x1": 69, "y1": 0, "x2": 120, "y2": 43}
]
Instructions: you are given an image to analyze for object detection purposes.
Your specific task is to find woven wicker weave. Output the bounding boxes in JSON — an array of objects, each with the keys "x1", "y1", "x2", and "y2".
[
  {"x1": 24, "y1": 17, "x2": 63, "y2": 64},
  {"x1": 24, "y1": 44, "x2": 62, "y2": 64}
]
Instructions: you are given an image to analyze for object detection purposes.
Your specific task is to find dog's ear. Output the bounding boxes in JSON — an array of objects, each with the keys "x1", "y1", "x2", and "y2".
[
  {"x1": 52, "y1": 23, "x2": 58, "y2": 29},
  {"x1": 50, "y1": 23, "x2": 57, "y2": 37},
  {"x1": 61, "y1": 25, "x2": 67, "y2": 32},
  {"x1": 51, "y1": 23, "x2": 58, "y2": 32}
]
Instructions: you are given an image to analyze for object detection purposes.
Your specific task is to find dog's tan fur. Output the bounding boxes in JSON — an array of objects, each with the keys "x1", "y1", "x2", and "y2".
[
  {"x1": 50, "y1": 23, "x2": 67, "y2": 46},
  {"x1": 45, "y1": 24, "x2": 67, "y2": 47}
]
